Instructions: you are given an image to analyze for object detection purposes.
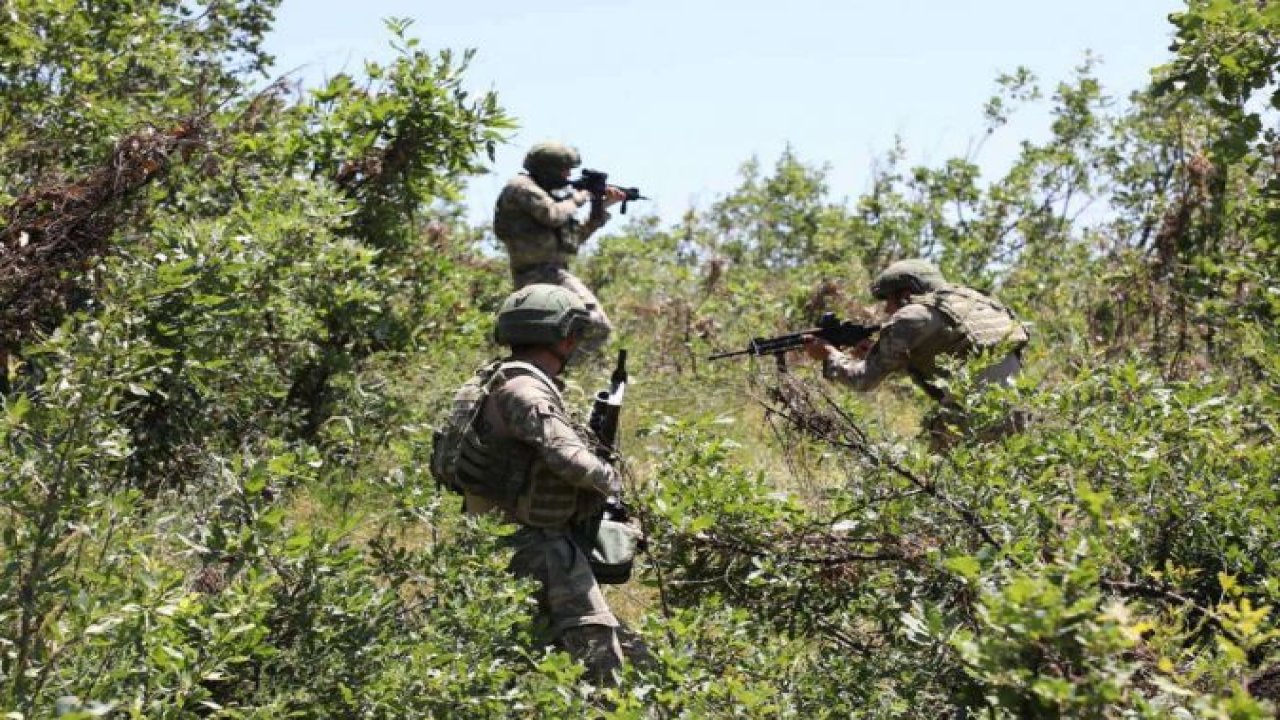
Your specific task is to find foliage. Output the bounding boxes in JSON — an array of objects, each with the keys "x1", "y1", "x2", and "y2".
[
  {"x1": 2, "y1": 1, "x2": 1279, "y2": 718},
  {"x1": 0, "y1": 0, "x2": 278, "y2": 196}
]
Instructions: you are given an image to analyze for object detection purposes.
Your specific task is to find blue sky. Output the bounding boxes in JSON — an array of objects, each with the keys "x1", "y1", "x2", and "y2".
[{"x1": 265, "y1": 0, "x2": 1184, "y2": 227}]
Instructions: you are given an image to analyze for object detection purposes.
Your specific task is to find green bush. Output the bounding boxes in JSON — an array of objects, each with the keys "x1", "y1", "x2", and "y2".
[{"x1": 2, "y1": 1, "x2": 1278, "y2": 717}]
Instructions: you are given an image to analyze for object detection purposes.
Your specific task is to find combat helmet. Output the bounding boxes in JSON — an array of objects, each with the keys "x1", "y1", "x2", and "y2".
[
  {"x1": 495, "y1": 284, "x2": 593, "y2": 346},
  {"x1": 523, "y1": 141, "x2": 581, "y2": 183},
  {"x1": 870, "y1": 259, "x2": 948, "y2": 300}
]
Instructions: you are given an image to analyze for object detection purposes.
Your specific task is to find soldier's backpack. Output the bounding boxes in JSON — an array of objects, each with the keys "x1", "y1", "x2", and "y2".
[{"x1": 429, "y1": 361, "x2": 549, "y2": 505}]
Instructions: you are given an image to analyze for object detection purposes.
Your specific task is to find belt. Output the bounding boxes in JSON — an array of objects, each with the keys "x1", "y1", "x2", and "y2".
[{"x1": 513, "y1": 261, "x2": 567, "y2": 276}]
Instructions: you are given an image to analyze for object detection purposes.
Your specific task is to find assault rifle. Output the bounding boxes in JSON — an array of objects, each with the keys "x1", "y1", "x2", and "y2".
[
  {"x1": 588, "y1": 350, "x2": 630, "y2": 522},
  {"x1": 588, "y1": 349, "x2": 628, "y2": 459},
  {"x1": 570, "y1": 168, "x2": 646, "y2": 214},
  {"x1": 582, "y1": 350, "x2": 643, "y2": 582},
  {"x1": 708, "y1": 312, "x2": 880, "y2": 361}
]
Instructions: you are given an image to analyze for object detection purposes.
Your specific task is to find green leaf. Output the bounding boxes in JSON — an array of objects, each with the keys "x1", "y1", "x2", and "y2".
[
  {"x1": 945, "y1": 555, "x2": 982, "y2": 580},
  {"x1": 5, "y1": 393, "x2": 31, "y2": 425}
]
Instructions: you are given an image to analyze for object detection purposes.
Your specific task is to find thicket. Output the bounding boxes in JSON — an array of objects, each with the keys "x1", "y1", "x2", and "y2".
[{"x1": 1, "y1": 0, "x2": 1277, "y2": 717}]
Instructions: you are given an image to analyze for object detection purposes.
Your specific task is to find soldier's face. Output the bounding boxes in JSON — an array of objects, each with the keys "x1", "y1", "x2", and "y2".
[
  {"x1": 554, "y1": 335, "x2": 580, "y2": 372},
  {"x1": 884, "y1": 291, "x2": 910, "y2": 315}
]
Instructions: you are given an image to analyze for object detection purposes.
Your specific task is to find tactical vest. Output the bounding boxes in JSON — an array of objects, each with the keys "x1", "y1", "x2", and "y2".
[
  {"x1": 492, "y1": 175, "x2": 581, "y2": 270},
  {"x1": 906, "y1": 286, "x2": 1029, "y2": 401},
  {"x1": 429, "y1": 361, "x2": 554, "y2": 505},
  {"x1": 515, "y1": 386, "x2": 609, "y2": 529},
  {"x1": 922, "y1": 286, "x2": 1028, "y2": 352}
]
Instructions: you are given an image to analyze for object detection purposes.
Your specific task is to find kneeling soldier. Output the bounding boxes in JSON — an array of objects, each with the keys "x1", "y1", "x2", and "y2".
[{"x1": 804, "y1": 259, "x2": 1030, "y2": 446}]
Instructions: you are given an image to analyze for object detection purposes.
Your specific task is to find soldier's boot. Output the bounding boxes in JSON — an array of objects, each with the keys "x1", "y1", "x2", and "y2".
[
  {"x1": 976, "y1": 407, "x2": 1031, "y2": 443},
  {"x1": 560, "y1": 624, "x2": 623, "y2": 684},
  {"x1": 616, "y1": 623, "x2": 656, "y2": 670}
]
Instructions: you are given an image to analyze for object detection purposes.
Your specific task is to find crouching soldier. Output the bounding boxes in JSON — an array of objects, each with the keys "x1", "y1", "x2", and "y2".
[
  {"x1": 431, "y1": 284, "x2": 626, "y2": 681},
  {"x1": 803, "y1": 258, "x2": 1030, "y2": 447}
]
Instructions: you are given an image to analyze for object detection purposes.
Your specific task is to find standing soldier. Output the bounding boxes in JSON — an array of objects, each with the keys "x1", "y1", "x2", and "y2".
[
  {"x1": 432, "y1": 284, "x2": 626, "y2": 681},
  {"x1": 493, "y1": 142, "x2": 626, "y2": 353},
  {"x1": 803, "y1": 259, "x2": 1030, "y2": 445}
]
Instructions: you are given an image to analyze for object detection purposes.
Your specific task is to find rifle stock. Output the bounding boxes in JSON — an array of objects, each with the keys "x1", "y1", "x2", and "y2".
[{"x1": 588, "y1": 349, "x2": 627, "y2": 457}]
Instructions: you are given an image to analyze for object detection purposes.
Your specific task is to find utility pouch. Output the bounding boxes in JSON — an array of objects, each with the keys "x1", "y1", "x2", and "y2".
[{"x1": 587, "y1": 518, "x2": 643, "y2": 585}]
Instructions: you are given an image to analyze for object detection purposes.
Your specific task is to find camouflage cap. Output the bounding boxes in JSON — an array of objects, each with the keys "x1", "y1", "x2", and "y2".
[
  {"x1": 870, "y1": 259, "x2": 948, "y2": 300},
  {"x1": 495, "y1": 284, "x2": 592, "y2": 346},
  {"x1": 523, "y1": 141, "x2": 581, "y2": 179}
]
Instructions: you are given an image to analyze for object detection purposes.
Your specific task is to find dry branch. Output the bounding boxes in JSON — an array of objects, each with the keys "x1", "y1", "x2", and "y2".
[{"x1": 1, "y1": 120, "x2": 208, "y2": 348}]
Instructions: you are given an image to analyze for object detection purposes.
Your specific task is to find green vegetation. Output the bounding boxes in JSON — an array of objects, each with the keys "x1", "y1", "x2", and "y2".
[{"x1": 1, "y1": 0, "x2": 1277, "y2": 717}]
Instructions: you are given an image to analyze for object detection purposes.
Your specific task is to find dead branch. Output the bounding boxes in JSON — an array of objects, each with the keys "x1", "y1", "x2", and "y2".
[
  {"x1": 755, "y1": 367, "x2": 1002, "y2": 548},
  {"x1": 0, "y1": 119, "x2": 209, "y2": 348}
]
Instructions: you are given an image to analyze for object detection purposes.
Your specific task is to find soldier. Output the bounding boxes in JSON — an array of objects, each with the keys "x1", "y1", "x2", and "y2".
[
  {"x1": 493, "y1": 142, "x2": 626, "y2": 352},
  {"x1": 439, "y1": 284, "x2": 626, "y2": 681},
  {"x1": 802, "y1": 259, "x2": 1029, "y2": 445}
]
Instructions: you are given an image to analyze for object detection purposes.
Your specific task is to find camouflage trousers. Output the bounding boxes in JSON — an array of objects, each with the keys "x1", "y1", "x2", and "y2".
[
  {"x1": 505, "y1": 526, "x2": 623, "y2": 681},
  {"x1": 923, "y1": 351, "x2": 1029, "y2": 451},
  {"x1": 512, "y1": 263, "x2": 612, "y2": 353},
  {"x1": 922, "y1": 403, "x2": 1031, "y2": 452}
]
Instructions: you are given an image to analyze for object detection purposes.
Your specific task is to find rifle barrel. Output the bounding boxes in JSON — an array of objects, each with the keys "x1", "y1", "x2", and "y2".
[
  {"x1": 707, "y1": 320, "x2": 880, "y2": 361},
  {"x1": 707, "y1": 348, "x2": 752, "y2": 360},
  {"x1": 708, "y1": 337, "x2": 802, "y2": 360}
]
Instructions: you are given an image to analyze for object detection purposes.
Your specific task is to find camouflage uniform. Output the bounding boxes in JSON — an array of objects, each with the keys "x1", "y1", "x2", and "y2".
[
  {"x1": 493, "y1": 150, "x2": 614, "y2": 351},
  {"x1": 824, "y1": 285, "x2": 1027, "y2": 397},
  {"x1": 824, "y1": 284, "x2": 1029, "y2": 444},
  {"x1": 463, "y1": 361, "x2": 624, "y2": 680}
]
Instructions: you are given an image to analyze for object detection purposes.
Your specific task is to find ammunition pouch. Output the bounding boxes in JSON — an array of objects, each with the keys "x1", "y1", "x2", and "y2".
[{"x1": 454, "y1": 433, "x2": 535, "y2": 507}]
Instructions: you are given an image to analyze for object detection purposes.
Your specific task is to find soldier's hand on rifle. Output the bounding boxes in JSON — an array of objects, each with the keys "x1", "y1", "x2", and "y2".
[
  {"x1": 802, "y1": 335, "x2": 836, "y2": 362},
  {"x1": 599, "y1": 185, "x2": 627, "y2": 208},
  {"x1": 804, "y1": 334, "x2": 874, "y2": 363},
  {"x1": 848, "y1": 337, "x2": 875, "y2": 359}
]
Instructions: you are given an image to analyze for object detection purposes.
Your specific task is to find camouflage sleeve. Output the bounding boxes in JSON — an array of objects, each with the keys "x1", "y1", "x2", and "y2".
[
  {"x1": 496, "y1": 379, "x2": 619, "y2": 497},
  {"x1": 576, "y1": 201, "x2": 611, "y2": 241},
  {"x1": 824, "y1": 304, "x2": 934, "y2": 391},
  {"x1": 505, "y1": 180, "x2": 582, "y2": 228}
]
